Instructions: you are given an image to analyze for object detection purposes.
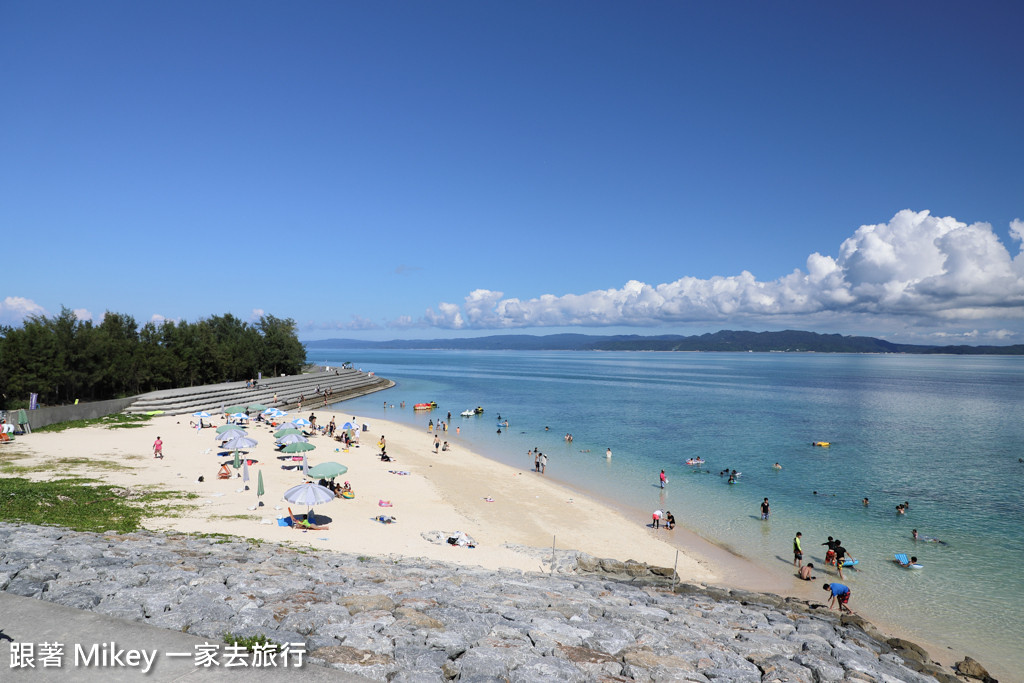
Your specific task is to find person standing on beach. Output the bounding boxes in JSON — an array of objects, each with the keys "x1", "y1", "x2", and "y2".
[
  {"x1": 834, "y1": 540, "x2": 854, "y2": 579},
  {"x1": 539, "y1": 452, "x2": 547, "y2": 474},
  {"x1": 823, "y1": 582, "x2": 853, "y2": 613},
  {"x1": 761, "y1": 498, "x2": 771, "y2": 520},
  {"x1": 660, "y1": 470, "x2": 667, "y2": 488},
  {"x1": 793, "y1": 532, "x2": 803, "y2": 567},
  {"x1": 153, "y1": 436, "x2": 163, "y2": 459},
  {"x1": 433, "y1": 435, "x2": 441, "y2": 453},
  {"x1": 379, "y1": 436, "x2": 386, "y2": 455}
]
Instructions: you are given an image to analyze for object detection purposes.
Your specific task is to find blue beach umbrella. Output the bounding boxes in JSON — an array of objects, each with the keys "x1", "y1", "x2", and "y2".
[
  {"x1": 192, "y1": 411, "x2": 212, "y2": 418},
  {"x1": 292, "y1": 418, "x2": 311, "y2": 427}
]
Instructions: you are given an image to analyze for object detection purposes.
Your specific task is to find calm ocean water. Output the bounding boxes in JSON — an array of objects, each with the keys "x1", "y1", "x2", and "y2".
[{"x1": 309, "y1": 348, "x2": 1024, "y2": 674}]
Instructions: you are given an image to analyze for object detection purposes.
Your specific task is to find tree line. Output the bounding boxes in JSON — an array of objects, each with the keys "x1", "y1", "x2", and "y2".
[{"x1": 0, "y1": 308, "x2": 306, "y2": 409}]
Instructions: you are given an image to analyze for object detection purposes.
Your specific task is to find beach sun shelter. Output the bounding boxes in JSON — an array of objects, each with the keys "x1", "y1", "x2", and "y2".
[
  {"x1": 282, "y1": 482, "x2": 335, "y2": 522},
  {"x1": 307, "y1": 462, "x2": 348, "y2": 480}
]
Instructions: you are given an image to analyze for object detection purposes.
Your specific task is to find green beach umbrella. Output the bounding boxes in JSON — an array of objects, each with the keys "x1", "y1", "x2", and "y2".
[
  {"x1": 274, "y1": 428, "x2": 303, "y2": 438},
  {"x1": 281, "y1": 442, "x2": 316, "y2": 454},
  {"x1": 307, "y1": 462, "x2": 348, "y2": 479},
  {"x1": 257, "y1": 470, "x2": 265, "y2": 504},
  {"x1": 247, "y1": 403, "x2": 267, "y2": 412},
  {"x1": 225, "y1": 405, "x2": 248, "y2": 414},
  {"x1": 217, "y1": 424, "x2": 246, "y2": 434},
  {"x1": 233, "y1": 450, "x2": 241, "y2": 469}
]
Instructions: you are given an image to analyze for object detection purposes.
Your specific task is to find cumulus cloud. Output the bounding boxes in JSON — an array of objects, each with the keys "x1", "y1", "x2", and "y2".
[
  {"x1": 421, "y1": 210, "x2": 1024, "y2": 335},
  {"x1": 73, "y1": 308, "x2": 93, "y2": 322},
  {"x1": 0, "y1": 296, "x2": 47, "y2": 324},
  {"x1": 251, "y1": 308, "x2": 266, "y2": 321}
]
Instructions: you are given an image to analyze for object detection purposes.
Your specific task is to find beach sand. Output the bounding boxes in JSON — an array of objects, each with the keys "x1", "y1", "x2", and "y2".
[{"x1": 7, "y1": 409, "x2": 968, "y2": 675}]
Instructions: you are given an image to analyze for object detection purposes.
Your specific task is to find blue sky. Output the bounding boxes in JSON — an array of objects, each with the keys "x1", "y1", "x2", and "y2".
[{"x1": 2, "y1": 1, "x2": 1022, "y2": 344}]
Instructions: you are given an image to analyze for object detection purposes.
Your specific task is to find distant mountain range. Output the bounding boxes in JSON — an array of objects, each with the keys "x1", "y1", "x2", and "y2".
[{"x1": 304, "y1": 330, "x2": 1024, "y2": 354}]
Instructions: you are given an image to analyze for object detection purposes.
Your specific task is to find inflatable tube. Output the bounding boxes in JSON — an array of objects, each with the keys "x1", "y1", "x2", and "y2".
[
  {"x1": 842, "y1": 559, "x2": 859, "y2": 567},
  {"x1": 340, "y1": 491, "x2": 354, "y2": 499},
  {"x1": 812, "y1": 441, "x2": 831, "y2": 447}
]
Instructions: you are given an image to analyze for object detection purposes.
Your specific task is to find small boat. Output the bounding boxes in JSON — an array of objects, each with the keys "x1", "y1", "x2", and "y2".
[
  {"x1": 685, "y1": 458, "x2": 705, "y2": 465},
  {"x1": 414, "y1": 402, "x2": 438, "y2": 411},
  {"x1": 473, "y1": 406, "x2": 484, "y2": 414},
  {"x1": 460, "y1": 410, "x2": 475, "y2": 417},
  {"x1": 812, "y1": 441, "x2": 831, "y2": 447}
]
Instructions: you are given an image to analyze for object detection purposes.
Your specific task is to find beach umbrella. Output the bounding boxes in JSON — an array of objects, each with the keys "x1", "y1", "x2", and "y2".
[
  {"x1": 216, "y1": 424, "x2": 245, "y2": 434},
  {"x1": 192, "y1": 411, "x2": 212, "y2": 418},
  {"x1": 233, "y1": 450, "x2": 241, "y2": 469},
  {"x1": 342, "y1": 422, "x2": 357, "y2": 430},
  {"x1": 277, "y1": 422, "x2": 299, "y2": 431},
  {"x1": 281, "y1": 442, "x2": 315, "y2": 454},
  {"x1": 292, "y1": 418, "x2": 311, "y2": 427},
  {"x1": 274, "y1": 428, "x2": 303, "y2": 438},
  {"x1": 276, "y1": 434, "x2": 308, "y2": 445},
  {"x1": 303, "y1": 454, "x2": 309, "y2": 477},
  {"x1": 307, "y1": 462, "x2": 348, "y2": 479},
  {"x1": 223, "y1": 436, "x2": 259, "y2": 450},
  {"x1": 242, "y1": 460, "x2": 250, "y2": 484},
  {"x1": 248, "y1": 403, "x2": 267, "y2": 412},
  {"x1": 257, "y1": 470, "x2": 265, "y2": 504},
  {"x1": 263, "y1": 408, "x2": 285, "y2": 417},
  {"x1": 216, "y1": 429, "x2": 248, "y2": 442},
  {"x1": 229, "y1": 412, "x2": 249, "y2": 421},
  {"x1": 282, "y1": 482, "x2": 335, "y2": 517},
  {"x1": 225, "y1": 405, "x2": 248, "y2": 415}
]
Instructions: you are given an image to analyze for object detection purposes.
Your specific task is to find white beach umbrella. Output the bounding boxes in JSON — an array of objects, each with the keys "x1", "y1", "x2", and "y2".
[
  {"x1": 276, "y1": 434, "x2": 308, "y2": 445},
  {"x1": 292, "y1": 418, "x2": 311, "y2": 427},
  {"x1": 223, "y1": 436, "x2": 259, "y2": 450},
  {"x1": 216, "y1": 429, "x2": 248, "y2": 442},
  {"x1": 283, "y1": 482, "x2": 335, "y2": 506}
]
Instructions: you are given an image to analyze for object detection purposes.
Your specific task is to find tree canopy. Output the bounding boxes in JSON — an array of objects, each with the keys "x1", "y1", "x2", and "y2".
[{"x1": 0, "y1": 308, "x2": 306, "y2": 409}]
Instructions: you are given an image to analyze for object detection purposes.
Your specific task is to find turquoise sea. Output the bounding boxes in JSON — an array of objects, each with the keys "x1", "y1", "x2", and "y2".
[{"x1": 309, "y1": 349, "x2": 1024, "y2": 676}]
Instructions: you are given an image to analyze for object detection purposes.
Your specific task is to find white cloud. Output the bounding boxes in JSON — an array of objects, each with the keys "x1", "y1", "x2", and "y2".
[
  {"x1": 0, "y1": 296, "x2": 46, "y2": 324},
  {"x1": 421, "y1": 210, "x2": 1024, "y2": 335},
  {"x1": 251, "y1": 308, "x2": 266, "y2": 321},
  {"x1": 73, "y1": 308, "x2": 93, "y2": 322}
]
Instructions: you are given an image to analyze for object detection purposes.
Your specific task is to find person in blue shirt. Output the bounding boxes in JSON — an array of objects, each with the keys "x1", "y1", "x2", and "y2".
[{"x1": 823, "y1": 583, "x2": 853, "y2": 614}]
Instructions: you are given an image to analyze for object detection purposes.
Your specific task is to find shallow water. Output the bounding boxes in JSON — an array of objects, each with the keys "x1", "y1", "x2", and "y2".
[{"x1": 311, "y1": 349, "x2": 1024, "y2": 675}]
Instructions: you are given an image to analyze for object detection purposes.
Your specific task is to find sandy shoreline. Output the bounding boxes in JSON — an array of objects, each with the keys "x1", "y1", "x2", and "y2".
[{"x1": 4, "y1": 409, "x2": 974, "y2": 676}]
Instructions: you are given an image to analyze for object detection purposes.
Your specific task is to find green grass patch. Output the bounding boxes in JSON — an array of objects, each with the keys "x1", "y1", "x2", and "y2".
[
  {"x1": 0, "y1": 478, "x2": 193, "y2": 533},
  {"x1": 34, "y1": 413, "x2": 153, "y2": 433},
  {"x1": 210, "y1": 514, "x2": 257, "y2": 521}
]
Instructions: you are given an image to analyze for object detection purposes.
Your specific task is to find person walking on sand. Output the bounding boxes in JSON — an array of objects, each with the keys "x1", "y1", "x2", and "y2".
[
  {"x1": 539, "y1": 452, "x2": 547, "y2": 474},
  {"x1": 659, "y1": 470, "x2": 667, "y2": 488},
  {"x1": 761, "y1": 498, "x2": 771, "y2": 520},
  {"x1": 793, "y1": 532, "x2": 803, "y2": 567},
  {"x1": 153, "y1": 436, "x2": 163, "y2": 459},
  {"x1": 433, "y1": 435, "x2": 441, "y2": 453},
  {"x1": 834, "y1": 540, "x2": 854, "y2": 579},
  {"x1": 823, "y1": 582, "x2": 853, "y2": 613}
]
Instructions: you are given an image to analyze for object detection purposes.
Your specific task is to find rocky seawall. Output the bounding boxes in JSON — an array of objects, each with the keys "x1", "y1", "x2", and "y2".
[{"x1": 0, "y1": 522, "x2": 992, "y2": 682}]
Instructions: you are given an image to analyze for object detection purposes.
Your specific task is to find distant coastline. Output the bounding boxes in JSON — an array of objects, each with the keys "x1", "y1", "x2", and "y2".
[{"x1": 305, "y1": 329, "x2": 1024, "y2": 355}]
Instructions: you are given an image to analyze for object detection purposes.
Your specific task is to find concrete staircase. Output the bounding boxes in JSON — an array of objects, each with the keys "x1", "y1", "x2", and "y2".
[{"x1": 126, "y1": 367, "x2": 393, "y2": 416}]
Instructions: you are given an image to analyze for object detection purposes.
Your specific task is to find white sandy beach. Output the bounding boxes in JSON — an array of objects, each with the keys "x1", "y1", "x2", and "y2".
[
  {"x1": 10, "y1": 411, "x2": 726, "y2": 580},
  {"x1": 5, "y1": 408, "x2": 974, "y2": 675}
]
